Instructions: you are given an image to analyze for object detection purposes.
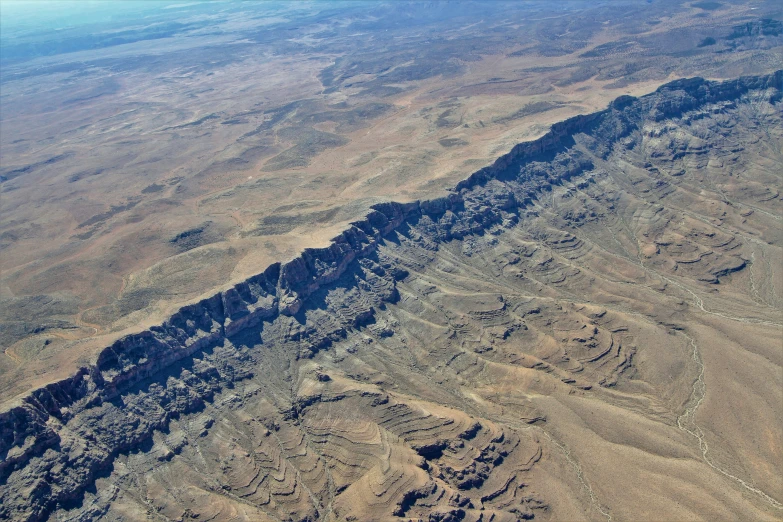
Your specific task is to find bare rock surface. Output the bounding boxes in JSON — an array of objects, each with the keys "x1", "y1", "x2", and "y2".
[{"x1": 1, "y1": 72, "x2": 781, "y2": 521}]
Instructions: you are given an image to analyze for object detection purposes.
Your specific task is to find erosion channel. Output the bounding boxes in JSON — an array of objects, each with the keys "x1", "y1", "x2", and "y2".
[{"x1": 2, "y1": 72, "x2": 782, "y2": 522}]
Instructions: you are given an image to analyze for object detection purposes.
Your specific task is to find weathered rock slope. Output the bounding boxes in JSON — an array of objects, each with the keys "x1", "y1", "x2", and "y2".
[{"x1": 1, "y1": 72, "x2": 781, "y2": 521}]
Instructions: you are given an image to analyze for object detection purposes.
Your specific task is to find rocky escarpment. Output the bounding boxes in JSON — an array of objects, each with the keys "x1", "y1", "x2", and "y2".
[{"x1": 0, "y1": 71, "x2": 780, "y2": 521}]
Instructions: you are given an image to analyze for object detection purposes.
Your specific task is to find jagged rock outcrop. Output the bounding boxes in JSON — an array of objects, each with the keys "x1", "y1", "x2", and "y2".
[{"x1": 1, "y1": 71, "x2": 780, "y2": 521}]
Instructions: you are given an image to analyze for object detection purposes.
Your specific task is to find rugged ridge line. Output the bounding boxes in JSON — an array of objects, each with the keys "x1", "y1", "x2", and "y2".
[{"x1": 0, "y1": 70, "x2": 779, "y2": 521}]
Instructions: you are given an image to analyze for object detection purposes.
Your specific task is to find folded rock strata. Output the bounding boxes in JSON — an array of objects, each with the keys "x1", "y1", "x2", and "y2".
[{"x1": 1, "y1": 71, "x2": 780, "y2": 521}]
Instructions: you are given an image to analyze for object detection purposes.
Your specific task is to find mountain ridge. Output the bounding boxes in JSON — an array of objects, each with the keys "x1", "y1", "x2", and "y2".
[{"x1": 1, "y1": 70, "x2": 780, "y2": 522}]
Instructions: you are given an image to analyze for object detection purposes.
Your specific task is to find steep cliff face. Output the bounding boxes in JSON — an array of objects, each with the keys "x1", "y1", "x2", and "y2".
[{"x1": 1, "y1": 71, "x2": 780, "y2": 521}]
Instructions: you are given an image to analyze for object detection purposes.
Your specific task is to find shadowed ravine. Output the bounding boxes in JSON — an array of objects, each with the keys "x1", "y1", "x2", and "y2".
[{"x1": 1, "y1": 72, "x2": 781, "y2": 521}]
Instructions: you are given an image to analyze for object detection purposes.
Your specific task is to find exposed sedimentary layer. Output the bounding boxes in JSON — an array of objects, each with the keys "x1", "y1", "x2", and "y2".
[{"x1": 1, "y1": 71, "x2": 781, "y2": 521}]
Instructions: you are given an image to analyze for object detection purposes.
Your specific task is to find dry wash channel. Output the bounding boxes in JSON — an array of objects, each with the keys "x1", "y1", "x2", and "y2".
[{"x1": 1, "y1": 72, "x2": 781, "y2": 521}]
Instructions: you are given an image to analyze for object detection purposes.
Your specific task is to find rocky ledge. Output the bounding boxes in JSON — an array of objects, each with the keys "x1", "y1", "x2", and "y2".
[{"x1": 0, "y1": 70, "x2": 780, "y2": 521}]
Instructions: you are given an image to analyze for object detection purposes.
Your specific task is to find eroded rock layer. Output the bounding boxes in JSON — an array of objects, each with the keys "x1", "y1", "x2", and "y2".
[{"x1": 1, "y1": 72, "x2": 781, "y2": 521}]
